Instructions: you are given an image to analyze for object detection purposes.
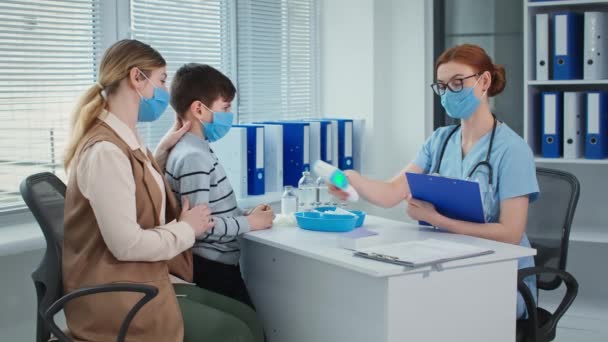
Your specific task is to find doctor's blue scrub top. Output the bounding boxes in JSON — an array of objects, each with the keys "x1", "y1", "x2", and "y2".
[{"x1": 412, "y1": 123, "x2": 539, "y2": 319}]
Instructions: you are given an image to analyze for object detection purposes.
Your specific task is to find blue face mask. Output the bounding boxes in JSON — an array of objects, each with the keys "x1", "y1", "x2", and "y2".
[
  {"x1": 201, "y1": 107, "x2": 234, "y2": 142},
  {"x1": 136, "y1": 70, "x2": 170, "y2": 122},
  {"x1": 440, "y1": 77, "x2": 484, "y2": 120}
]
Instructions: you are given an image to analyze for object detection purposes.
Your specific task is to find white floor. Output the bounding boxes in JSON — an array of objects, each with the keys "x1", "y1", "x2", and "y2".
[{"x1": 543, "y1": 296, "x2": 608, "y2": 341}]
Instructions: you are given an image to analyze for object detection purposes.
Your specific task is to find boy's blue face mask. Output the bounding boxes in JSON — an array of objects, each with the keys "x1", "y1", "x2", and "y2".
[
  {"x1": 136, "y1": 69, "x2": 170, "y2": 122},
  {"x1": 440, "y1": 76, "x2": 485, "y2": 120},
  {"x1": 200, "y1": 103, "x2": 234, "y2": 142}
]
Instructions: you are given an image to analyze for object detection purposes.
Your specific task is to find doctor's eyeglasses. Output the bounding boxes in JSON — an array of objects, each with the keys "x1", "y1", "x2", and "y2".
[{"x1": 430, "y1": 73, "x2": 480, "y2": 96}]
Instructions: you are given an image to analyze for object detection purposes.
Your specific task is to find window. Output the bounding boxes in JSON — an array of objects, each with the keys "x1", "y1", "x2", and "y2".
[
  {"x1": 0, "y1": 0, "x2": 101, "y2": 211},
  {"x1": 0, "y1": 0, "x2": 320, "y2": 212},
  {"x1": 130, "y1": 0, "x2": 235, "y2": 149},
  {"x1": 236, "y1": 0, "x2": 320, "y2": 123}
]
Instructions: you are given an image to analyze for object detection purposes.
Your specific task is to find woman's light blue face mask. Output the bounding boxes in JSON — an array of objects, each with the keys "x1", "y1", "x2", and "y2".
[
  {"x1": 440, "y1": 76, "x2": 487, "y2": 120},
  {"x1": 200, "y1": 103, "x2": 234, "y2": 142},
  {"x1": 135, "y1": 69, "x2": 170, "y2": 122}
]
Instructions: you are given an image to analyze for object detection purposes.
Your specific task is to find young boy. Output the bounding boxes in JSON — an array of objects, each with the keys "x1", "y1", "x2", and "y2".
[{"x1": 166, "y1": 63, "x2": 273, "y2": 308}]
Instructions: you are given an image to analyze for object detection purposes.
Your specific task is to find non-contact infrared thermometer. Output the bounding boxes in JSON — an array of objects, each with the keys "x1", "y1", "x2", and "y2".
[{"x1": 312, "y1": 160, "x2": 359, "y2": 202}]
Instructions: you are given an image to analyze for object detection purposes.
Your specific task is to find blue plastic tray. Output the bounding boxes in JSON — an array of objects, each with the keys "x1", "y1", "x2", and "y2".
[
  {"x1": 294, "y1": 211, "x2": 357, "y2": 232},
  {"x1": 315, "y1": 206, "x2": 366, "y2": 228}
]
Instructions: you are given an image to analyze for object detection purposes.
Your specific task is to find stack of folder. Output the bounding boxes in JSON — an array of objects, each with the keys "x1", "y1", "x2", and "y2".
[
  {"x1": 535, "y1": 11, "x2": 608, "y2": 80},
  {"x1": 211, "y1": 117, "x2": 361, "y2": 197},
  {"x1": 541, "y1": 91, "x2": 608, "y2": 159},
  {"x1": 534, "y1": 9, "x2": 608, "y2": 159}
]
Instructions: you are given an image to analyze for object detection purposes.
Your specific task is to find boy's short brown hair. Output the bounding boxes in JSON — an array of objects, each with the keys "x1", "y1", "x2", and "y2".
[{"x1": 170, "y1": 63, "x2": 236, "y2": 118}]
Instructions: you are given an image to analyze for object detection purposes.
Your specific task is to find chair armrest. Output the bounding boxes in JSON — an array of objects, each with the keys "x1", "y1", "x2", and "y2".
[
  {"x1": 517, "y1": 271, "x2": 539, "y2": 342},
  {"x1": 44, "y1": 283, "x2": 158, "y2": 342},
  {"x1": 518, "y1": 267, "x2": 578, "y2": 336}
]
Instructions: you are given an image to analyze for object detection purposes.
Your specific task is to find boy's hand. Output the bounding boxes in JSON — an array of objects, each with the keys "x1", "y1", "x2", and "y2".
[
  {"x1": 180, "y1": 197, "x2": 214, "y2": 237},
  {"x1": 247, "y1": 204, "x2": 274, "y2": 231},
  {"x1": 248, "y1": 204, "x2": 270, "y2": 215}
]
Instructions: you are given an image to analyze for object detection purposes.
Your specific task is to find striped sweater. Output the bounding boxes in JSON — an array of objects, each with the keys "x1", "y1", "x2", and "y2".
[{"x1": 165, "y1": 133, "x2": 251, "y2": 265}]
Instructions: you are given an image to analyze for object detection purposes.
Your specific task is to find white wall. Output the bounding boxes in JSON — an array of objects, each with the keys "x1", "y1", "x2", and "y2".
[
  {"x1": 320, "y1": 0, "x2": 376, "y2": 177},
  {"x1": 321, "y1": 0, "x2": 430, "y2": 220}
]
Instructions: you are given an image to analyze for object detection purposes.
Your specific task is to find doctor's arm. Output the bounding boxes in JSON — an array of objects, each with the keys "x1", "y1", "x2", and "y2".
[
  {"x1": 331, "y1": 163, "x2": 423, "y2": 208},
  {"x1": 407, "y1": 195, "x2": 529, "y2": 245}
]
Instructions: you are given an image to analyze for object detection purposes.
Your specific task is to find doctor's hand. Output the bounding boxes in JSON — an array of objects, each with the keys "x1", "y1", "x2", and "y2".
[
  {"x1": 405, "y1": 195, "x2": 440, "y2": 224},
  {"x1": 327, "y1": 170, "x2": 359, "y2": 201},
  {"x1": 157, "y1": 117, "x2": 192, "y2": 153}
]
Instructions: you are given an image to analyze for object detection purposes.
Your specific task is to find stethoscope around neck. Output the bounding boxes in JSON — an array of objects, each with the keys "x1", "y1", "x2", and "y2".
[{"x1": 433, "y1": 115, "x2": 498, "y2": 187}]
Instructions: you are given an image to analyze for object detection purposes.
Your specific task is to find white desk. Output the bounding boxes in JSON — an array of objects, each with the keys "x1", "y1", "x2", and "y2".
[{"x1": 241, "y1": 215, "x2": 536, "y2": 342}]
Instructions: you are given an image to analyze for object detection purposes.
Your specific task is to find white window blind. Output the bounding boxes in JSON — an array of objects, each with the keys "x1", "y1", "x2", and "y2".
[
  {"x1": 236, "y1": 0, "x2": 320, "y2": 123},
  {"x1": 130, "y1": 0, "x2": 235, "y2": 149},
  {"x1": 0, "y1": 0, "x2": 101, "y2": 210}
]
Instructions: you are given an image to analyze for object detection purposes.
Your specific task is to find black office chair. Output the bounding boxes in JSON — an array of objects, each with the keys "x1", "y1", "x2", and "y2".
[
  {"x1": 516, "y1": 167, "x2": 580, "y2": 342},
  {"x1": 20, "y1": 172, "x2": 158, "y2": 342}
]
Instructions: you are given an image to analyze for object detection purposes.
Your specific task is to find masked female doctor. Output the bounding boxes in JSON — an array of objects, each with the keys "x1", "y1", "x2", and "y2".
[{"x1": 330, "y1": 44, "x2": 538, "y2": 319}]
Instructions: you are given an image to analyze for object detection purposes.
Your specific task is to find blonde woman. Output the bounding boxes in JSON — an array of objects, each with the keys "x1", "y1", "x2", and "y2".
[{"x1": 63, "y1": 39, "x2": 263, "y2": 341}]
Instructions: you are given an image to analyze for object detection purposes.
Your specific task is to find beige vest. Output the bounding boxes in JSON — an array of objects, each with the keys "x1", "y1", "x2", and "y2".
[{"x1": 63, "y1": 120, "x2": 192, "y2": 342}]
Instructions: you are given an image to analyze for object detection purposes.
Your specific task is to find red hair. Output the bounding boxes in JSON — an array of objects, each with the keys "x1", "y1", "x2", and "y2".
[{"x1": 435, "y1": 44, "x2": 506, "y2": 97}]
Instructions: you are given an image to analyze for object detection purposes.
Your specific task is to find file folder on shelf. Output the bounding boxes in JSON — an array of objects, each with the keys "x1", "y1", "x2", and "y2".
[
  {"x1": 553, "y1": 12, "x2": 584, "y2": 80},
  {"x1": 258, "y1": 123, "x2": 284, "y2": 192},
  {"x1": 586, "y1": 91, "x2": 608, "y2": 159},
  {"x1": 325, "y1": 118, "x2": 354, "y2": 170},
  {"x1": 302, "y1": 119, "x2": 335, "y2": 164},
  {"x1": 352, "y1": 119, "x2": 365, "y2": 173},
  {"x1": 234, "y1": 124, "x2": 265, "y2": 195},
  {"x1": 536, "y1": 13, "x2": 551, "y2": 80},
  {"x1": 211, "y1": 127, "x2": 248, "y2": 198},
  {"x1": 300, "y1": 121, "x2": 322, "y2": 167},
  {"x1": 563, "y1": 92, "x2": 585, "y2": 159},
  {"x1": 257, "y1": 121, "x2": 310, "y2": 187},
  {"x1": 542, "y1": 92, "x2": 563, "y2": 158},
  {"x1": 584, "y1": 11, "x2": 608, "y2": 80}
]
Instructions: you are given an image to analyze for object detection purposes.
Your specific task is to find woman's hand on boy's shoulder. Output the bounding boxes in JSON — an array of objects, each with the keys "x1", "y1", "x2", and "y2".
[{"x1": 157, "y1": 117, "x2": 192, "y2": 153}]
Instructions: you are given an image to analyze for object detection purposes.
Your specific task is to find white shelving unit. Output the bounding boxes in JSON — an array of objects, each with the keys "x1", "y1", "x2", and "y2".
[
  {"x1": 524, "y1": 3, "x2": 608, "y2": 337},
  {"x1": 524, "y1": 0, "x2": 608, "y2": 242},
  {"x1": 535, "y1": 157, "x2": 608, "y2": 164},
  {"x1": 528, "y1": 0, "x2": 608, "y2": 8},
  {"x1": 528, "y1": 79, "x2": 608, "y2": 85}
]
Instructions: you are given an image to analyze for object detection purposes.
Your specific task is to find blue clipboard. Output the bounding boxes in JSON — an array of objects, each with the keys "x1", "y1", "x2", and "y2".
[{"x1": 406, "y1": 172, "x2": 485, "y2": 226}]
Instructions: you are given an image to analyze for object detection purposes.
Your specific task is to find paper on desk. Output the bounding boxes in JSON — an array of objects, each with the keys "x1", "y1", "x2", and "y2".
[
  {"x1": 354, "y1": 239, "x2": 493, "y2": 267},
  {"x1": 338, "y1": 228, "x2": 380, "y2": 250},
  {"x1": 341, "y1": 228, "x2": 378, "y2": 238}
]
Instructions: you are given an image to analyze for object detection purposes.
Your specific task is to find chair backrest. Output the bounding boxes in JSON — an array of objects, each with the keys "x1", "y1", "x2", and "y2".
[
  {"x1": 20, "y1": 172, "x2": 66, "y2": 341},
  {"x1": 526, "y1": 167, "x2": 580, "y2": 290}
]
